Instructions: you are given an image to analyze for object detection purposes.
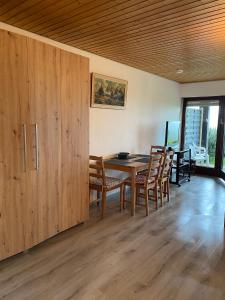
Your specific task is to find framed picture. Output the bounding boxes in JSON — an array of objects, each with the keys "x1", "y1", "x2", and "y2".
[{"x1": 91, "y1": 73, "x2": 128, "y2": 109}]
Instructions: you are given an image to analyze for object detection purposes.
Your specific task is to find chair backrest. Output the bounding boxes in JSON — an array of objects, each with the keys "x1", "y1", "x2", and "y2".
[
  {"x1": 150, "y1": 145, "x2": 167, "y2": 178},
  {"x1": 89, "y1": 155, "x2": 106, "y2": 187},
  {"x1": 161, "y1": 150, "x2": 175, "y2": 178},
  {"x1": 150, "y1": 145, "x2": 167, "y2": 155},
  {"x1": 146, "y1": 151, "x2": 166, "y2": 183}
]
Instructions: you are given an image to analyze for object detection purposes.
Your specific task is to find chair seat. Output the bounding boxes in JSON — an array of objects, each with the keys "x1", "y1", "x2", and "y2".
[
  {"x1": 138, "y1": 169, "x2": 148, "y2": 175},
  {"x1": 124, "y1": 174, "x2": 155, "y2": 186},
  {"x1": 90, "y1": 176, "x2": 123, "y2": 190}
]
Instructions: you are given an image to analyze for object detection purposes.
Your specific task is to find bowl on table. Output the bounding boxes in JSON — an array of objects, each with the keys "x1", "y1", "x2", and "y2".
[{"x1": 117, "y1": 152, "x2": 130, "y2": 159}]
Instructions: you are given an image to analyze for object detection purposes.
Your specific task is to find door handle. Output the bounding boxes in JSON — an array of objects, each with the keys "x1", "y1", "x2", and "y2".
[
  {"x1": 33, "y1": 123, "x2": 39, "y2": 171},
  {"x1": 22, "y1": 124, "x2": 27, "y2": 172}
]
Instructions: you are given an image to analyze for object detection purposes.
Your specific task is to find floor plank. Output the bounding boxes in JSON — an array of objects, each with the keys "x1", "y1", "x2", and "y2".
[{"x1": 0, "y1": 176, "x2": 225, "y2": 300}]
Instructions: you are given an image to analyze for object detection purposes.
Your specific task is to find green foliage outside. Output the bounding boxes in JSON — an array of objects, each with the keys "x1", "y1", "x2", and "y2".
[
  {"x1": 209, "y1": 156, "x2": 225, "y2": 167},
  {"x1": 208, "y1": 128, "x2": 217, "y2": 156},
  {"x1": 208, "y1": 128, "x2": 225, "y2": 168}
]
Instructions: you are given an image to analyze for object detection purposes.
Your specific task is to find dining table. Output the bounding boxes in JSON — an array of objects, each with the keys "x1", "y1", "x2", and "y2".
[{"x1": 104, "y1": 154, "x2": 150, "y2": 216}]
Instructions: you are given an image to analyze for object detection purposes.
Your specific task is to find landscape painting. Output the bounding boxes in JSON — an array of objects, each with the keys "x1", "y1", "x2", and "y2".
[{"x1": 91, "y1": 73, "x2": 128, "y2": 109}]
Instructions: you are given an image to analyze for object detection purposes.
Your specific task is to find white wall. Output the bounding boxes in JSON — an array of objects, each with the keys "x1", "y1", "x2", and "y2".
[
  {"x1": 180, "y1": 81, "x2": 225, "y2": 98},
  {"x1": 0, "y1": 22, "x2": 181, "y2": 156}
]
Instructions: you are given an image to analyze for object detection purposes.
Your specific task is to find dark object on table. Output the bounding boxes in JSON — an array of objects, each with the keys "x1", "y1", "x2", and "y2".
[
  {"x1": 117, "y1": 152, "x2": 129, "y2": 159},
  {"x1": 170, "y1": 149, "x2": 191, "y2": 186}
]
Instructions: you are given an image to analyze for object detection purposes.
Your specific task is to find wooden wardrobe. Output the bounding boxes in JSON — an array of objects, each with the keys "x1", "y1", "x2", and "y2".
[{"x1": 0, "y1": 29, "x2": 89, "y2": 261}]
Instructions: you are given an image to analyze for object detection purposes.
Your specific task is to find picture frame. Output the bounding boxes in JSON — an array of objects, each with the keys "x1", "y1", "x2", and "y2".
[{"x1": 91, "y1": 73, "x2": 128, "y2": 109}]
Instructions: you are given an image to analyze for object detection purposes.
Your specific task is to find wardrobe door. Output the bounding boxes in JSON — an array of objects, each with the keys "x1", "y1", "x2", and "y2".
[
  {"x1": 25, "y1": 38, "x2": 62, "y2": 248},
  {"x1": 59, "y1": 50, "x2": 89, "y2": 231},
  {"x1": 0, "y1": 30, "x2": 28, "y2": 260}
]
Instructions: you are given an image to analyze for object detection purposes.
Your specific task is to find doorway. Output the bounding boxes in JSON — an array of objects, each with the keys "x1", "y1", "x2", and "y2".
[{"x1": 181, "y1": 96, "x2": 225, "y2": 178}]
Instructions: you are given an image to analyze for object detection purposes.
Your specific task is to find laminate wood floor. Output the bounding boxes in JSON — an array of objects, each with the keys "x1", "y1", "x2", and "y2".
[{"x1": 0, "y1": 176, "x2": 225, "y2": 300}]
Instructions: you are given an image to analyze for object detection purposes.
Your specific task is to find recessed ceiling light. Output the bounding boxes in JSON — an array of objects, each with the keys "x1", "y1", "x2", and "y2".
[{"x1": 176, "y1": 69, "x2": 183, "y2": 74}]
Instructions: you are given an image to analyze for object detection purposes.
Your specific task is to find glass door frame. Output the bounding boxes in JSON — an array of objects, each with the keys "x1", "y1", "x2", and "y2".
[
  {"x1": 218, "y1": 97, "x2": 225, "y2": 180},
  {"x1": 181, "y1": 96, "x2": 225, "y2": 179}
]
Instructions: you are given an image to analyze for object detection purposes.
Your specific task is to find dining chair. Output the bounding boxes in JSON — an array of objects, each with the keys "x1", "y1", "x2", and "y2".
[
  {"x1": 158, "y1": 150, "x2": 175, "y2": 206},
  {"x1": 122, "y1": 151, "x2": 165, "y2": 215},
  {"x1": 138, "y1": 145, "x2": 166, "y2": 176},
  {"x1": 89, "y1": 155, "x2": 124, "y2": 218}
]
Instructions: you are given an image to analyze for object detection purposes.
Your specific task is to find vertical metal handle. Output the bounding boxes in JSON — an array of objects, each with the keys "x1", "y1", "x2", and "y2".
[
  {"x1": 22, "y1": 124, "x2": 27, "y2": 172},
  {"x1": 34, "y1": 123, "x2": 39, "y2": 171}
]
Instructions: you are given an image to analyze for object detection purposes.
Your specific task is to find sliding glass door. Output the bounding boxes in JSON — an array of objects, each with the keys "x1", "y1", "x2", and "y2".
[
  {"x1": 220, "y1": 104, "x2": 225, "y2": 179},
  {"x1": 181, "y1": 97, "x2": 225, "y2": 178},
  {"x1": 222, "y1": 130, "x2": 225, "y2": 177}
]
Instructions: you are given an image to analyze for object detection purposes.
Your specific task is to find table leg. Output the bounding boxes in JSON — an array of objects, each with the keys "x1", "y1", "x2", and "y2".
[{"x1": 131, "y1": 169, "x2": 136, "y2": 216}]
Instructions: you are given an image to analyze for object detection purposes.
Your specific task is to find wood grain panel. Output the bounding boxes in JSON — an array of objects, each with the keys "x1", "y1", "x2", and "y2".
[
  {"x1": 0, "y1": 29, "x2": 28, "y2": 260},
  {"x1": 8, "y1": 0, "x2": 108, "y2": 30},
  {"x1": 79, "y1": 56, "x2": 90, "y2": 222},
  {"x1": 57, "y1": 0, "x2": 223, "y2": 42},
  {"x1": 26, "y1": 37, "x2": 62, "y2": 247},
  {"x1": 59, "y1": 49, "x2": 89, "y2": 231},
  {"x1": 21, "y1": 34, "x2": 89, "y2": 251},
  {"x1": 1, "y1": 0, "x2": 225, "y2": 82},
  {"x1": 0, "y1": 29, "x2": 89, "y2": 261},
  {"x1": 69, "y1": 4, "x2": 225, "y2": 47}
]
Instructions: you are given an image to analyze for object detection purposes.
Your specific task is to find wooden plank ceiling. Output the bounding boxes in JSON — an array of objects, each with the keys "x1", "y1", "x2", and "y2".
[{"x1": 1, "y1": 0, "x2": 225, "y2": 83}]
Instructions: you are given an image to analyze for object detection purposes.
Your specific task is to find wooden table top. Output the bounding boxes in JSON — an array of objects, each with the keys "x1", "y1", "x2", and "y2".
[{"x1": 104, "y1": 154, "x2": 150, "y2": 172}]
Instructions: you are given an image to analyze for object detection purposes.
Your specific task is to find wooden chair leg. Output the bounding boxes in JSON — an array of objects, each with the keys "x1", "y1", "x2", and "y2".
[
  {"x1": 123, "y1": 184, "x2": 126, "y2": 209},
  {"x1": 167, "y1": 179, "x2": 170, "y2": 202},
  {"x1": 120, "y1": 185, "x2": 124, "y2": 211},
  {"x1": 101, "y1": 190, "x2": 106, "y2": 218},
  {"x1": 136, "y1": 187, "x2": 139, "y2": 204},
  {"x1": 154, "y1": 186, "x2": 158, "y2": 210},
  {"x1": 159, "y1": 182, "x2": 163, "y2": 207},
  {"x1": 145, "y1": 188, "x2": 149, "y2": 216},
  {"x1": 97, "y1": 191, "x2": 100, "y2": 206},
  {"x1": 89, "y1": 189, "x2": 91, "y2": 204},
  {"x1": 163, "y1": 181, "x2": 167, "y2": 196}
]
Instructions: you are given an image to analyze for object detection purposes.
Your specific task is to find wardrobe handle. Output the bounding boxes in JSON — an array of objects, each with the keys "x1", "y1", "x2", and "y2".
[
  {"x1": 22, "y1": 124, "x2": 27, "y2": 172},
  {"x1": 34, "y1": 123, "x2": 39, "y2": 171}
]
